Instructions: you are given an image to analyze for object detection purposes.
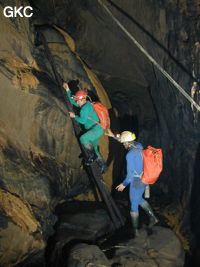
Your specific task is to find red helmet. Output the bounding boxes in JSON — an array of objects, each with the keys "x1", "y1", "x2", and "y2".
[{"x1": 73, "y1": 90, "x2": 88, "y2": 101}]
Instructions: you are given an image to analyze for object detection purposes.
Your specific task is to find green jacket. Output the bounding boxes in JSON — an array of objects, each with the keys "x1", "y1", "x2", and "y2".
[{"x1": 66, "y1": 91, "x2": 100, "y2": 129}]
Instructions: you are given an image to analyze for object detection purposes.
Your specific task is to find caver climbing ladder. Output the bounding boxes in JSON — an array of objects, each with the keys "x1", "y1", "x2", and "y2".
[{"x1": 36, "y1": 27, "x2": 125, "y2": 230}]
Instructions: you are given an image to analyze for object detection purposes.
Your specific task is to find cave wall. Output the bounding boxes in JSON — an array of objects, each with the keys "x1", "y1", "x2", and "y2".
[{"x1": 0, "y1": 1, "x2": 112, "y2": 265}]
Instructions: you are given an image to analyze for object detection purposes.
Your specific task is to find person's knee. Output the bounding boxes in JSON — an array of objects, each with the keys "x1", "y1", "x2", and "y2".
[
  {"x1": 80, "y1": 135, "x2": 89, "y2": 145},
  {"x1": 131, "y1": 202, "x2": 139, "y2": 212},
  {"x1": 139, "y1": 198, "x2": 145, "y2": 206}
]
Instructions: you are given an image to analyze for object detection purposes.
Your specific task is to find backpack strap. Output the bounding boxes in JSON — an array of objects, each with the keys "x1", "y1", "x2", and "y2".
[
  {"x1": 131, "y1": 146, "x2": 144, "y2": 178},
  {"x1": 87, "y1": 107, "x2": 95, "y2": 117},
  {"x1": 87, "y1": 116, "x2": 101, "y2": 127},
  {"x1": 133, "y1": 170, "x2": 143, "y2": 178},
  {"x1": 87, "y1": 105, "x2": 102, "y2": 127}
]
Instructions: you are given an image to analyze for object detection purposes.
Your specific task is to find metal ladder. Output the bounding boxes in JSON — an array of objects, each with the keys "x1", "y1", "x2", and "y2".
[{"x1": 36, "y1": 26, "x2": 125, "y2": 230}]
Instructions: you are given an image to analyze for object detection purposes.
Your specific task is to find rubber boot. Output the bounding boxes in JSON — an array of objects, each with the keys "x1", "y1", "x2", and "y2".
[
  {"x1": 96, "y1": 155, "x2": 108, "y2": 174},
  {"x1": 83, "y1": 143, "x2": 98, "y2": 165},
  {"x1": 140, "y1": 201, "x2": 159, "y2": 228},
  {"x1": 130, "y1": 211, "x2": 139, "y2": 237}
]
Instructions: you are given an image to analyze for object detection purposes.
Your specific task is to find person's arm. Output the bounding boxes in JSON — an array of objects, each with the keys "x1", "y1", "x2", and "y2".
[
  {"x1": 105, "y1": 128, "x2": 120, "y2": 141},
  {"x1": 122, "y1": 152, "x2": 134, "y2": 186},
  {"x1": 116, "y1": 151, "x2": 134, "y2": 192},
  {"x1": 63, "y1": 82, "x2": 79, "y2": 107},
  {"x1": 74, "y1": 105, "x2": 88, "y2": 124}
]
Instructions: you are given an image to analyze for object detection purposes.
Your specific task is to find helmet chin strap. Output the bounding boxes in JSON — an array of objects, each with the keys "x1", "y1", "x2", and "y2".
[
  {"x1": 128, "y1": 143, "x2": 133, "y2": 149},
  {"x1": 127, "y1": 142, "x2": 136, "y2": 149},
  {"x1": 123, "y1": 142, "x2": 132, "y2": 149}
]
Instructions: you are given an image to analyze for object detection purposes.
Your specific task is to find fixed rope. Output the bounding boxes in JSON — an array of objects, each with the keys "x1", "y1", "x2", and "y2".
[
  {"x1": 97, "y1": 0, "x2": 200, "y2": 112},
  {"x1": 36, "y1": 26, "x2": 124, "y2": 230}
]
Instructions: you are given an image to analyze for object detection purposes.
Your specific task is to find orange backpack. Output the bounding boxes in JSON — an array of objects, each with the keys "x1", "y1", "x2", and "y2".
[
  {"x1": 88, "y1": 102, "x2": 110, "y2": 130},
  {"x1": 141, "y1": 146, "x2": 163, "y2": 184}
]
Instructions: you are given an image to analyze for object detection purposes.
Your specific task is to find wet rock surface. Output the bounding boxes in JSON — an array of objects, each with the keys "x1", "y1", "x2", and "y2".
[
  {"x1": 53, "y1": 201, "x2": 116, "y2": 243},
  {"x1": 67, "y1": 243, "x2": 111, "y2": 267},
  {"x1": 48, "y1": 201, "x2": 115, "y2": 267},
  {"x1": 107, "y1": 227, "x2": 184, "y2": 267},
  {"x1": 46, "y1": 201, "x2": 184, "y2": 267},
  {"x1": 0, "y1": 189, "x2": 45, "y2": 267}
]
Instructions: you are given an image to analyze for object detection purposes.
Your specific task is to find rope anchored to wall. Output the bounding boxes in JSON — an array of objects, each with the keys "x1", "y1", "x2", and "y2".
[{"x1": 97, "y1": 0, "x2": 200, "y2": 112}]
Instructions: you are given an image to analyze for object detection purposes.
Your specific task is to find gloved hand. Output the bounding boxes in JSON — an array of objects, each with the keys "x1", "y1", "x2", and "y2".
[{"x1": 63, "y1": 82, "x2": 70, "y2": 91}]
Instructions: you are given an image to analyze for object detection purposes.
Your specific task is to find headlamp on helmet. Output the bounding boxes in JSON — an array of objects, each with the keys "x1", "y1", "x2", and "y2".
[
  {"x1": 73, "y1": 90, "x2": 88, "y2": 101},
  {"x1": 118, "y1": 131, "x2": 136, "y2": 143}
]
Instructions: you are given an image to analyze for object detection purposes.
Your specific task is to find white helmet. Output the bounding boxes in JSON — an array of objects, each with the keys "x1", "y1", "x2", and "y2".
[{"x1": 118, "y1": 131, "x2": 136, "y2": 143}]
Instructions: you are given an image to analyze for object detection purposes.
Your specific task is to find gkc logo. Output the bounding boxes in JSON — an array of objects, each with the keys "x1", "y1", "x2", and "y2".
[{"x1": 3, "y1": 6, "x2": 33, "y2": 18}]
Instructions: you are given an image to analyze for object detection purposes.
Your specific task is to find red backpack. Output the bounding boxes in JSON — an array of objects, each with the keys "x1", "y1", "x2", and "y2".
[
  {"x1": 88, "y1": 102, "x2": 110, "y2": 130},
  {"x1": 141, "y1": 146, "x2": 163, "y2": 184}
]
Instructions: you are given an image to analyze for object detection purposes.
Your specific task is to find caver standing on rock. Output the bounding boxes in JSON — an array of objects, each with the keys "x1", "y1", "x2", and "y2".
[
  {"x1": 63, "y1": 82, "x2": 107, "y2": 174},
  {"x1": 106, "y1": 129, "x2": 158, "y2": 236}
]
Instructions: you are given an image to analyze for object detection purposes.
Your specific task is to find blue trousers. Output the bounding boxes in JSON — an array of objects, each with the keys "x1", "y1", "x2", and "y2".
[{"x1": 129, "y1": 180, "x2": 146, "y2": 212}]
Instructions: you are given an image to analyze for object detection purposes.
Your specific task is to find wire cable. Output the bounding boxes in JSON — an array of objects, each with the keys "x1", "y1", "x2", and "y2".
[{"x1": 97, "y1": 0, "x2": 200, "y2": 112}]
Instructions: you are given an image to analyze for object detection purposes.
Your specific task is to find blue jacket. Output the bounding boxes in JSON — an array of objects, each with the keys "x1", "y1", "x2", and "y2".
[{"x1": 122, "y1": 142, "x2": 143, "y2": 187}]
